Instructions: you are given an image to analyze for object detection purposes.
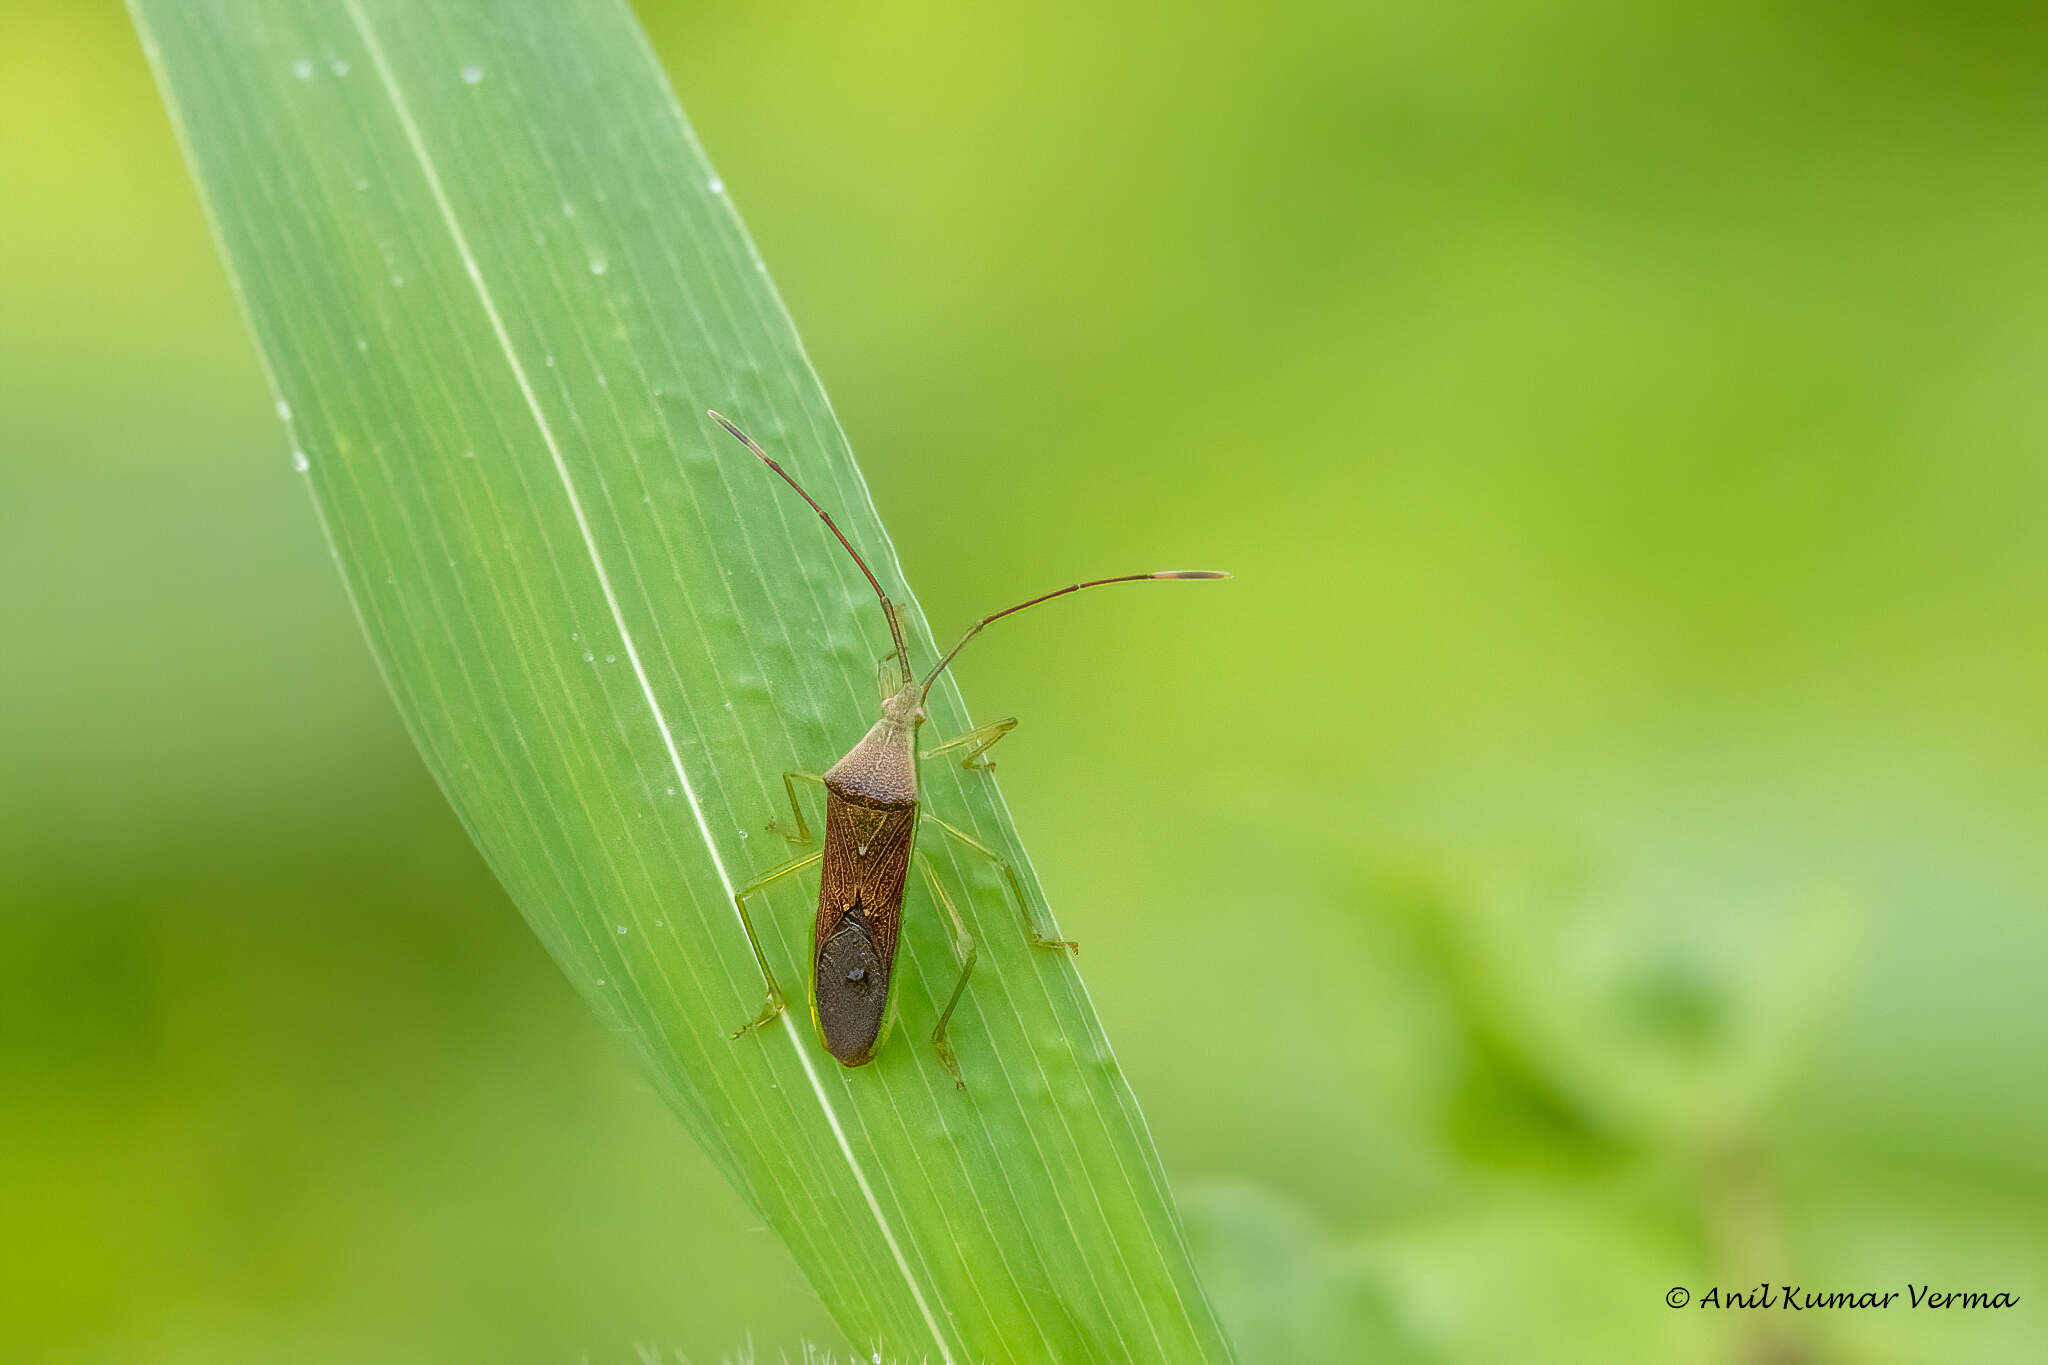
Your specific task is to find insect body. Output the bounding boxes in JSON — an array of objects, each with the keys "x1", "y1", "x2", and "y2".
[{"x1": 713, "y1": 412, "x2": 1224, "y2": 1085}]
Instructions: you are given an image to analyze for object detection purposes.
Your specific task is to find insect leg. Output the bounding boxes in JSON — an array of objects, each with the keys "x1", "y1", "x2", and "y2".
[
  {"x1": 920, "y1": 717, "x2": 1018, "y2": 771},
  {"x1": 776, "y1": 771, "x2": 824, "y2": 846},
  {"x1": 729, "y1": 849, "x2": 822, "y2": 1038},
  {"x1": 922, "y1": 813, "x2": 1079, "y2": 954},
  {"x1": 916, "y1": 852, "x2": 978, "y2": 1090}
]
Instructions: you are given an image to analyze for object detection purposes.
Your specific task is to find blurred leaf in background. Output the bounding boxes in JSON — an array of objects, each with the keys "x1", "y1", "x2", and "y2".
[{"x1": 3, "y1": 1, "x2": 2043, "y2": 1362}]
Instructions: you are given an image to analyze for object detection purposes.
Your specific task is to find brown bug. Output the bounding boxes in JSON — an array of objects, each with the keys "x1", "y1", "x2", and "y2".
[{"x1": 710, "y1": 412, "x2": 1225, "y2": 1086}]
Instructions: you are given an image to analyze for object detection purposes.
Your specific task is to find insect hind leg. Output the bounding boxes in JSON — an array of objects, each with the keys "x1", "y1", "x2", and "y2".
[{"x1": 917, "y1": 852, "x2": 978, "y2": 1089}]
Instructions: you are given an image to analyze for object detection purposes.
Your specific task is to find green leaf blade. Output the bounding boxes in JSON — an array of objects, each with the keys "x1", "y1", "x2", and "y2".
[{"x1": 132, "y1": 2, "x2": 1235, "y2": 1360}]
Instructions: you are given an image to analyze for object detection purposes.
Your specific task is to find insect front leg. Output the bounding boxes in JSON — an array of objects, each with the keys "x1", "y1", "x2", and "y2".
[
  {"x1": 916, "y1": 852, "x2": 978, "y2": 1090},
  {"x1": 923, "y1": 813, "x2": 1079, "y2": 954},
  {"x1": 920, "y1": 717, "x2": 1018, "y2": 771},
  {"x1": 729, "y1": 849, "x2": 822, "y2": 1038}
]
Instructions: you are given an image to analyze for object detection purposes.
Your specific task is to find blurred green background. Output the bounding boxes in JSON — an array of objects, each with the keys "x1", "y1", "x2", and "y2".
[{"x1": 4, "y1": 1, "x2": 2044, "y2": 1361}]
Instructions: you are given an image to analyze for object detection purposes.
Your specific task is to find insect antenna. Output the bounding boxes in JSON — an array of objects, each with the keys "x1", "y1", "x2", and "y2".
[
  {"x1": 919, "y1": 570, "x2": 1229, "y2": 703},
  {"x1": 710, "y1": 411, "x2": 911, "y2": 687}
]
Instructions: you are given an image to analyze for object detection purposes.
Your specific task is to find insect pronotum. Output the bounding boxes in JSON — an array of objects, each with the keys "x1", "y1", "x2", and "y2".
[{"x1": 712, "y1": 412, "x2": 1226, "y2": 1087}]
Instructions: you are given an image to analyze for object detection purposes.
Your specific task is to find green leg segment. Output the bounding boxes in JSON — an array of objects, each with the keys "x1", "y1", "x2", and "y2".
[
  {"x1": 773, "y1": 770, "x2": 824, "y2": 846},
  {"x1": 921, "y1": 716, "x2": 1019, "y2": 771},
  {"x1": 916, "y1": 852, "x2": 979, "y2": 1089},
  {"x1": 923, "y1": 813, "x2": 1079, "y2": 954},
  {"x1": 729, "y1": 848, "x2": 822, "y2": 1038}
]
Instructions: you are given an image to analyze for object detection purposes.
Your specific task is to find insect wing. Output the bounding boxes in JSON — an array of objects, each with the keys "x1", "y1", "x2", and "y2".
[{"x1": 809, "y1": 792, "x2": 914, "y2": 1064}]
